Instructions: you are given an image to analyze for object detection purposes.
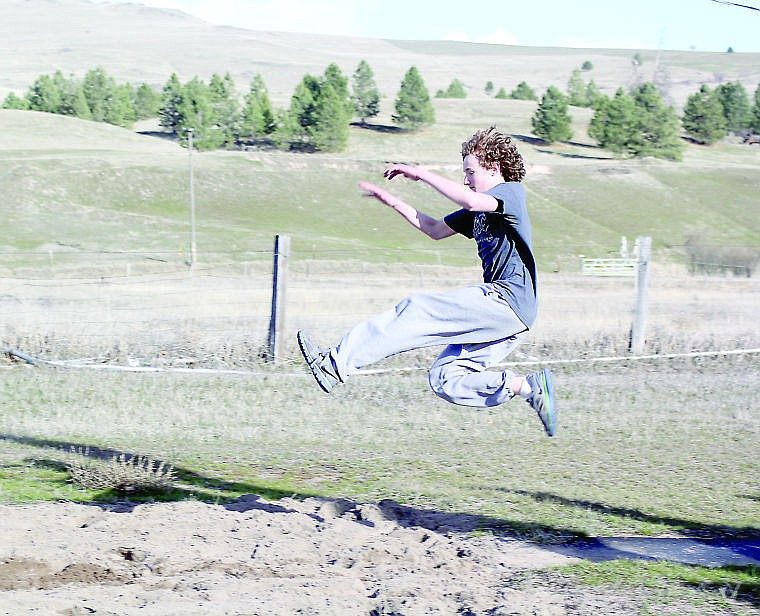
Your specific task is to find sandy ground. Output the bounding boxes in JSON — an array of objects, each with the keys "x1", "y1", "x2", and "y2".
[{"x1": 0, "y1": 496, "x2": 587, "y2": 615}]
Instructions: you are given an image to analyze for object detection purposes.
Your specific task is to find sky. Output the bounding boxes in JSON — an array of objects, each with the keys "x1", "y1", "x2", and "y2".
[{"x1": 96, "y1": 0, "x2": 760, "y2": 53}]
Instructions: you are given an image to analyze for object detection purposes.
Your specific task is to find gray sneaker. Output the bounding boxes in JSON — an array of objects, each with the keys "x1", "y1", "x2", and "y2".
[
  {"x1": 525, "y1": 368, "x2": 557, "y2": 437},
  {"x1": 297, "y1": 331, "x2": 339, "y2": 393}
]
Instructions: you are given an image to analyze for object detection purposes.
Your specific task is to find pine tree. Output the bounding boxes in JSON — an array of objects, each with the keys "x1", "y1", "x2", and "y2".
[
  {"x1": 159, "y1": 73, "x2": 184, "y2": 135},
  {"x1": 82, "y1": 67, "x2": 135, "y2": 127},
  {"x1": 531, "y1": 86, "x2": 572, "y2": 144},
  {"x1": 109, "y1": 83, "x2": 136, "y2": 127},
  {"x1": 208, "y1": 72, "x2": 240, "y2": 147},
  {"x1": 312, "y1": 82, "x2": 350, "y2": 152},
  {"x1": 323, "y1": 64, "x2": 351, "y2": 111},
  {"x1": 392, "y1": 66, "x2": 435, "y2": 131},
  {"x1": 53, "y1": 71, "x2": 91, "y2": 119},
  {"x1": 436, "y1": 79, "x2": 466, "y2": 99},
  {"x1": 82, "y1": 67, "x2": 116, "y2": 123},
  {"x1": 2, "y1": 92, "x2": 28, "y2": 110},
  {"x1": 133, "y1": 83, "x2": 162, "y2": 120},
  {"x1": 566, "y1": 69, "x2": 587, "y2": 107},
  {"x1": 587, "y1": 94, "x2": 611, "y2": 145},
  {"x1": 282, "y1": 74, "x2": 319, "y2": 149},
  {"x1": 715, "y1": 81, "x2": 751, "y2": 134},
  {"x1": 604, "y1": 91, "x2": 639, "y2": 153},
  {"x1": 351, "y1": 60, "x2": 380, "y2": 123},
  {"x1": 750, "y1": 83, "x2": 760, "y2": 134},
  {"x1": 629, "y1": 83, "x2": 682, "y2": 160},
  {"x1": 682, "y1": 85, "x2": 727, "y2": 145},
  {"x1": 177, "y1": 76, "x2": 222, "y2": 151},
  {"x1": 585, "y1": 80, "x2": 602, "y2": 108},
  {"x1": 241, "y1": 74, "x2": 276, "y2": 141},
  {"x1": 592, "y1": 88, "x2": 639, "y2": 154},
  {"x1": 26, "y1": 74, "x2": 63, "y2": 113},
  {"x1": 510, "y1": 81, "x2": 537, "y2": 101},
  {"x1": 281, "y1": 67, "x2": 352, "y2": 152},
  {"x1": 589, "y1": 85, "x2": 681, "y2": 160}
]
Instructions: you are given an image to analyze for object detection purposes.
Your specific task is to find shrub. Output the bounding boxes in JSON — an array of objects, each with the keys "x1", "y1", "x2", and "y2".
[{"x1": 66, "y1": 447, "x2": 177, "y2": 492}]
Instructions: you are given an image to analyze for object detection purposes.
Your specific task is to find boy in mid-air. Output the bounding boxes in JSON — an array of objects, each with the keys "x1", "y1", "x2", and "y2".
[{"x1": 298, "y1": 126, "x2": 557, "y2": 436}]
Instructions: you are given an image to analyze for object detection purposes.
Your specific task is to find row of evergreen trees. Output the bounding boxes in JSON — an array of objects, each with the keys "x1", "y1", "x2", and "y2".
[
  {"x1": 530, "y1": 78, "x2": 760, "y2": 160},
  {"x1": 3, "y1": 66, "x2": 162, "y2": 126},
  {"x1": 682, "y1": 82, "x2": 760, "y2": 144},
  {"x1": 3, "y1": 62, "x2": 433, "y2": 152},
  {"x1": 5, "y1": 61, "x2": 760, "y2": 158}
]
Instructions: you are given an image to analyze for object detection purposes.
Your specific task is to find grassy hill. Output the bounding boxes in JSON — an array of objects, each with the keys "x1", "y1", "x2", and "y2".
[
  {"x1": 1, "y1": 0, "x2": 758, "y2": 274},
  {"x1": 1, "y1": 102, "x2": 758, "y2": 274},
  {"x1": 2, "y1": 0, "x2": 760, "y2": 110}
]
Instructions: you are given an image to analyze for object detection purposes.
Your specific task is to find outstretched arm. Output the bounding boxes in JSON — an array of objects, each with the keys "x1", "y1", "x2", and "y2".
[
  {"x1": 359, "y1": 181, "x2": 455, "y2": 240},
  {"x1": 384, "y1": 164, "x2": 499, "y2": 212}
]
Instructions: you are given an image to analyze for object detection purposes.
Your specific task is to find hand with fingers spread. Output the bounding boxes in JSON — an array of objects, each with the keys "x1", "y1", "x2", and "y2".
[
  {"x1": 359, "y1": 181, "x2": 398, "y2": 208},
  {"x1": 383, "y1": 163, "x2": 423, "y2": 182}
]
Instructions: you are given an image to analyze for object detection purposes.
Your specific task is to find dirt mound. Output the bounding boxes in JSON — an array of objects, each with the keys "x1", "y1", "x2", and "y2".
[{"x1": 0, "y1": 496, "x2": 577, "y2": 614}]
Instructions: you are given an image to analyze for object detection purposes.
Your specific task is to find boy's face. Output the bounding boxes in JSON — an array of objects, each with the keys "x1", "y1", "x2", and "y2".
[{"x1": 463, "y1": 154, "x2": 501, "y2": 193}]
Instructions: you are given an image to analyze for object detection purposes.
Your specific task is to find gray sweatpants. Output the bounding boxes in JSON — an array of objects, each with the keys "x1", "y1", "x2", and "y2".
[{"x1": 328, "y1": 284, "x2": 529, "y2": 408}]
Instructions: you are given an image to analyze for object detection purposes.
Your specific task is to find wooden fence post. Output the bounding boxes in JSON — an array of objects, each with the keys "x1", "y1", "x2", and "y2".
[
  {"x1": 267, "y1": 235, "x2": 290, "y2": 362},
  {"x1": 629, "y1": 236, "x2": 652, "y2": 354}
]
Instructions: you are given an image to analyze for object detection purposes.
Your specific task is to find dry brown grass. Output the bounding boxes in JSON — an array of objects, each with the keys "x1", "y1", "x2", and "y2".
[{"x1": 2, "y1": 262, "x2": 757, "y2": 369}]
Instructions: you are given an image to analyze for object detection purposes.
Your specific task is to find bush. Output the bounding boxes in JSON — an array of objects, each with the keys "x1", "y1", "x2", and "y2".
[
  {"x1": 66, "y1": 447, "x2": 177, "y2": 492},
  {"x1": 435, "y1": 78, "x2": 466, "y2": 99}
]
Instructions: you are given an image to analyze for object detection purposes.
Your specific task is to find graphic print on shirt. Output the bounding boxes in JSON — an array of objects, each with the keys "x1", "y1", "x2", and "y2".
[{"x1": 472, "y1": 213, "x2": 495, "y2": 244}]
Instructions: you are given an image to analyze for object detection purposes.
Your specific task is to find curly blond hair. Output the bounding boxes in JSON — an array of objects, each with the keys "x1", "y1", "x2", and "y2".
[{"x1": 461, "y1": 126, "x2": 525, "y2": 182}]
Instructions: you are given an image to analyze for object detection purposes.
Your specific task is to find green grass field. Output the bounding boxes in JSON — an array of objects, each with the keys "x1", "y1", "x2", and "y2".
[
  {"x1": 2, "y1": 356, "x2": 758, "y2": 541},
  {"x1": 2, "y1": 100, "x2": 759, "y2": 274}
]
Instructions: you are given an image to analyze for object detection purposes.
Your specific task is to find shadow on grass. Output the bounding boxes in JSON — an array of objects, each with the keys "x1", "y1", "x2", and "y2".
[
  {"x1": 350, "y1": 122, "x2": 403, "y2": 133},
  {"x1": 512, "y1": 134, "x2": 614, "y2": 160},
  {"x1": 4, "y1": 434, "x2": 759, "y2": 571},
  {"x1": 135, "y1": 130, "x2": 178, "y2": 142},
  {"x1": 503, "y1": 489, "x2": 760, "y2": 540},
  {"x1": 512, "y1": 134, "x2": 545, "y2": 146},
  {"x1": 1, "y1": 433, "x2": 321, "y2": 511},
  {"x1": 535, "y1": 148, "x2": 613, "y2": 160},
  {"x1": 2, "y1": 432, "x2": 583, "y2": 539}
]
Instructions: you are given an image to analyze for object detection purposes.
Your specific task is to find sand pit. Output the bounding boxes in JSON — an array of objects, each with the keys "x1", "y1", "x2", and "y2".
[{"x1": 0, "y1": 496, "x2": 583, "y2": 615}]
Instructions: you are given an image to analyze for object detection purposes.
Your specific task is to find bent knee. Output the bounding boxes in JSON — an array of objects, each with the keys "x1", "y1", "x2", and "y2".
[{"x1": 428, "y1": 364, "x2": 463, "y2": 403}]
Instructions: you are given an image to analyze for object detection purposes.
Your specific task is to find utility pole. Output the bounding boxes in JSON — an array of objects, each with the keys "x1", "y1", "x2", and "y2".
[{"x1": 187, "y1": 128, "x2": 197, "y2": 270}]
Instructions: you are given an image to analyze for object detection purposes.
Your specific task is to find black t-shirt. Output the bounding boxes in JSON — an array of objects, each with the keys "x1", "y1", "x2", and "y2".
[{"x1": 444, "y1": 182, "x2": 537, "y2": 327}]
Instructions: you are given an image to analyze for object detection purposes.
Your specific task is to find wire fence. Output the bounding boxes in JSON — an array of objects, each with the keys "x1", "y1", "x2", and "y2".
[{"x1": 2, "y1": 245, "x2": 759, "y2": 372}]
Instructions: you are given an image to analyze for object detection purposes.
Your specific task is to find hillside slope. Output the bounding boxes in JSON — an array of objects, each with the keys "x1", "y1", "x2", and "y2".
[
  {"x1": 2, "y1": 0, "x2": 759, "y2": 110},
  {"x1": 2, "y1": 1, "x2": 758, "y2": 272},
  {"x1": 2, "y1": 106, "x2": 758, "y2": 273}
]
